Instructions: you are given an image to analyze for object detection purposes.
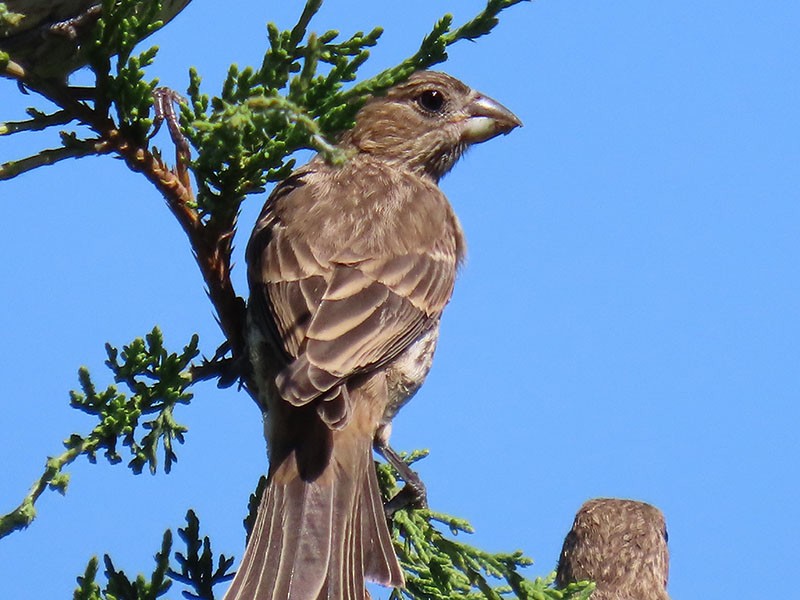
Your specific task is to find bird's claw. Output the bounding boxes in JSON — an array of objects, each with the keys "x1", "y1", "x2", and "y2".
[
  {"x1": 384, "y1": 479, "x2": 428, "y2": 519},
  {"x1": 375, "y1": 442, "x2": 429, "y2": 517}
]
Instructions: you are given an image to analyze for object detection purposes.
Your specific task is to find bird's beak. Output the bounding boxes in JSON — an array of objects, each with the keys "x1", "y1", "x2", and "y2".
[{"x1": 461, "y1": 93, "x2": 522, "y2": 144}]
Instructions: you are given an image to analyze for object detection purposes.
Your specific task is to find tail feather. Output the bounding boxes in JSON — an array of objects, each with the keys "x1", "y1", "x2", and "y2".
[
  {"x1": 361, "y1": 461, "x2": 403, "y2": 586},
  {"x1": 276, "y1": 478, "x2": 336, "y2": 598},
  {"x1": 223, "y1": 431, "x2": 403, "y2": 600}
]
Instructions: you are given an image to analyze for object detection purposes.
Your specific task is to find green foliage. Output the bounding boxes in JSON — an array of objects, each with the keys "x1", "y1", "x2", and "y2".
[
  {"x1": 180, "y1": 0, "x2": 388, "y2": 218},
  {"x1": 73, "y1": 511, "x2": 233, "y2": 600},
  {"x1": 170, "y1": 510, "x2": 235, "y2": 599},
  {"x1": 74, "y1": 557, "x2": 103, "y2": 600},
  {"x1": 86, "y1": 0, "x2": 167, "y2": 143},
  {"x1": 0, "y1": 2, "x2": 23, "y2": 37},
  {"x1": 73, "y1": 531, "x2": 173, "y2": 600},
  {"x1": 182, "y1": 16, "x2": 384, "y2": 216},
  {"x1": 0, "y1": 328, "x2": 199, "y2": 539},
  {"x1": 70, "y1": 327, "x2": 199, "y2": 474}
]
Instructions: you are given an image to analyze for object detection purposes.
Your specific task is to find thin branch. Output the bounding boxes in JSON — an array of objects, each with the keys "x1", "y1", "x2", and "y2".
[
  {"x1": 1, "y1": 109, "x2": 75, "y2": 135},
  {"x1": 99, "y1": 132, "x2": 248, "y2": 375},
  {"x1": 443, "y1": 0, "x2": 528, "y2": 43},
  {"x1": 0, "y1": 438, "x2": 90, "y2": 539},
  {"x1": 0, "y1": 140, "x2": 107, "y2": 179}
]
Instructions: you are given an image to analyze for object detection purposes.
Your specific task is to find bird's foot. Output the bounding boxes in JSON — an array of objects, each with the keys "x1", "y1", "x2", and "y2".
[
  {"x1": 151, "y1": 87, "x2": 187, "y2": 145},
  {"x1": 151, "y1": 86, "x2": 192, "y2": 185},
  {"x1": 384, "y1": 479, "x2": 428, "y2": 518},
  {"x1": 376, "y1": 443, "x2": 428, "y2": 517}
]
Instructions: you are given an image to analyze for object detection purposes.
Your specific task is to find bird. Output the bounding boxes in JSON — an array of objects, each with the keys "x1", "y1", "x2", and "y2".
[
  {"x1": 0, "y1": 0, "x2": 190, "y2": 78},
  {"x1": 226, "y1": 70, "x2": 521, "y2": 599},
  {"x1": 556, "y1": 498, "x2": 671, "y2": 600}
]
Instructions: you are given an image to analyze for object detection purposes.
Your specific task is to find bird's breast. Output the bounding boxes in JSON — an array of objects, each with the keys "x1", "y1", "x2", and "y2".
[{"x1": 382, "y1": 325, "x2": 441, "y2": 423}]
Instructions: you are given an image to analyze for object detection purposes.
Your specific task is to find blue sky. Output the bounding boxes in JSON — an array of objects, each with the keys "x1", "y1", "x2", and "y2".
[{"x1": 1, "y1": 1, "x2": 798, "y2": 598}]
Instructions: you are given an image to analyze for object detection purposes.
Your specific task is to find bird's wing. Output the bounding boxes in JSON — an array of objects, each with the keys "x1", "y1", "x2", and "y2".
[
  {"x1": 249, "y1": 168, "x2": 457, "y2": 410},
  {"x1": 275, "y1": 256, "x2": 449, "y2": 406}
]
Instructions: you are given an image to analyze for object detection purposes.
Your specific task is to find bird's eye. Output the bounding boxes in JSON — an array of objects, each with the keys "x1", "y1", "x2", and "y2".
[{"x1": 416, "y1": 89, "x2": 446, "y2": 113}]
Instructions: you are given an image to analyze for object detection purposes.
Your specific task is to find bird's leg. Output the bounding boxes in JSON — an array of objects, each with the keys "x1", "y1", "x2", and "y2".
[
  {"x1": 374, "y1": 440, "x2": 428, "y2": 517},
  {"x1": 151, "y1": 87, "x2": 188, "y2": 147},
  {"x1": 151, "y1": 87, "x2": 192, "y2": 187}
]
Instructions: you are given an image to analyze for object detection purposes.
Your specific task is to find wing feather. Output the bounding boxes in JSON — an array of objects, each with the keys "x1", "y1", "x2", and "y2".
[{"x1": 248, "y1": 159, "x2": 460, "y2": 415}]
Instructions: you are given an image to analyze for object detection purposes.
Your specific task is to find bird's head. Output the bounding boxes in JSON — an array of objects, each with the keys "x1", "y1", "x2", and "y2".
[{"x1": 344, "y1": 71, "x2": 521, "y2": 181}]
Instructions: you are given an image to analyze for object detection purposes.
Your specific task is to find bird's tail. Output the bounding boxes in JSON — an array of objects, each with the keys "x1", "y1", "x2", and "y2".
[{"x1": 223, "y1": 422, "x2": 404, "y2": 600}]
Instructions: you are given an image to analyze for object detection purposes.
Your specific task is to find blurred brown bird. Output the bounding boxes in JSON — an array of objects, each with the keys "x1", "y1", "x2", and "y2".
[
  {"x1": 226, "y1": 71, "x2": 521, "y2": 599},
  {"x1": 0, "y1": 0, "x2": 190, "y2": 78},
  {"x1": 556, "y1": 498, "x2": 671, "y2": 600}
]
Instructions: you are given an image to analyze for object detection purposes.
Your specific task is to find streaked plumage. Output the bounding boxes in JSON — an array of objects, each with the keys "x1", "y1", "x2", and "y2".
[
  {"x1": 556, "y1": 498, "x2": 671, "y2": 600},
  {"x1": 227, "y1": 71, "x2": 521, "y2": 599}
]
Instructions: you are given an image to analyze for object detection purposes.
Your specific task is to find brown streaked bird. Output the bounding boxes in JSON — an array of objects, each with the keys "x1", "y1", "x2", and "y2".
[
  {"x1": 225, "y1": 71, "x2": 521, "y2": 599},
  {"x1": 556, "y1": 498, "x2": 671, "y2": 600}
]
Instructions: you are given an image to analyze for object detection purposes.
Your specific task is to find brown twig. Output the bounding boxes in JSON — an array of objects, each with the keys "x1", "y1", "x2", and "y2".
[
  {"x1": 102, "y1": 116, "x2": 250, "y2": 387},
  {"x1": 5, "y1": 70, "x2": 253, "y2": 396}
]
